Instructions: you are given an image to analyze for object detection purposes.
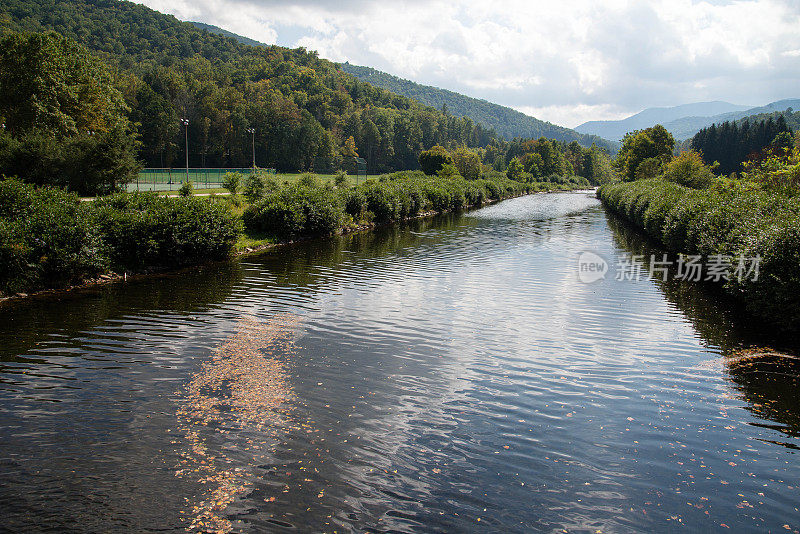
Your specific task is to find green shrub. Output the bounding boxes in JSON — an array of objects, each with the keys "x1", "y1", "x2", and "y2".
[
  {"x1": 0, "y1": 172, "x2": 587, "y2": 295},
  {"x1": 0, "y1": 178, "x2": 104, "y2": 293},
  {"x1": 222, "y1": 172, "x2": 242, "y2": 195},
  {"x1": 422, "y1": 181, "x2": 451, "y2": 211},
  {"x1": 418, "y1": 145, "x2": 453, "y2": 176},
  {"x1": 178, "y1": 180, "x2": 193, "y2": 197},
  {"x1": 243, "y1": 172, "x2": 264, "y2": 202},
  {"x1": 663, "y1": 150, "x2": 714, "y2": 189},
  {"x1": 242, "y1": 171, "x2": 280, "y2": 202},
  {"x1": 634, "y1": 157, "x2": 663, "y2": 181},
  {"x1": 297, "y1": 173, "x2": 319, "y2": 188},
  {"x1": 343, "y1": 188, "x2": 367, "y2": 218},
  {"x1": 598, "y1": 178, "x2": 800, "y2": 333},
  {"x1": 90, "y1": 192, "x2": 240, "y2": 270},
  {"x1": 437, "y1": 163, "x2": 459, "y2": 179},
  {"x1": 451, "y1": 147, "x2": 482, "y2": 180},
  {"x1": 243, "y1": 185, "x2": 344, "y2": 239},
  {"x1": 363, "y1": 182, "x2": 401, "y2": 223},
  {"x1": 334, "y1": 171, "x2": 348, "y2": 188}
]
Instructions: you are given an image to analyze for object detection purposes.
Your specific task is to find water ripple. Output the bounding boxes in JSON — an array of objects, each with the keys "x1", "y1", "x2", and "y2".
[{"x1": 0, "y1": 191, "x2": 799, "y2": 532}]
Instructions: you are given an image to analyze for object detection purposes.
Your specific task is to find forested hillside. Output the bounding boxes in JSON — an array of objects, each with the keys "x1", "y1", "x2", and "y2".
[
  {"x1": 690, "y1": 114, "x2": 794, "y2": 174},
  {"x1": 183, "y1": 28, "x2": 617, "y2": 153},
  {"x1": 730, "y1": 108, "x2": 800, "y2": 132},
  {"x1": 339, "y1": 64, "x2": 616, "y2": 152},
  {"x1": 0, "y1": 0, "x2": 496, "y2": 173},
  {"x1": 190, "y1": 21, "x2": 264, "y2": 47}
]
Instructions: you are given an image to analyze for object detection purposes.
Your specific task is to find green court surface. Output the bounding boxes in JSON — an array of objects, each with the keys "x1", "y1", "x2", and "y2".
[
  {"x1": 130, "y1": 168, "x2": 378, "y2": 191},
  {"x1": 129, "y1": 168, "x2": 256, "y2": 192}
]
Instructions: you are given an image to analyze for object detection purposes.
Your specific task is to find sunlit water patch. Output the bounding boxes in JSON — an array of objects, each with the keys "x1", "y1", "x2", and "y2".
[{"x1": 467, "y1": 188, "x2": 599, "y2": 220}]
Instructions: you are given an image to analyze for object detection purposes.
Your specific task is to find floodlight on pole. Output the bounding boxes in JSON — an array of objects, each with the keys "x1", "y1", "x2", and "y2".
[
  {"x1": 181, "y1": 118, "x2": 189, "y2": 183},
  {"x1": 247, "y1": 127, "x2": 256, "y2": 169}
]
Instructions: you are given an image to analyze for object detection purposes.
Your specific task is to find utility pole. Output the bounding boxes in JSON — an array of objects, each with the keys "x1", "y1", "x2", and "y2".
[
  {"x1": 181, "y1": 118, "x2": 189, "y2": 183},
  {"x1": 247, "y1": 127, "x2": 256, "y2": 169}
]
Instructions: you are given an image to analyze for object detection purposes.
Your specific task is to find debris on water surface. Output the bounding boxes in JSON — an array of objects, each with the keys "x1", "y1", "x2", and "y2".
[{"x1": 174, "y1": 314, "x2": 301, "y2": 533}]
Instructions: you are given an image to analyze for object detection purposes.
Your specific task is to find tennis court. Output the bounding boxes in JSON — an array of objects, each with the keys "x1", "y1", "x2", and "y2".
[{"x1": 129, "y1": 168, "x2": 271, "y2": 192}]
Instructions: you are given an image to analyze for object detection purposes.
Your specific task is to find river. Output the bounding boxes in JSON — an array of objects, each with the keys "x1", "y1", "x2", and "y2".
[{"x1": 1, "y1": 190, "x2": 798, "y2": 533}]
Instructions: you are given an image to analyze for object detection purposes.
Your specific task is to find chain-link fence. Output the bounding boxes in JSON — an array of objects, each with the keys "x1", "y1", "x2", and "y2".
[{"x1": 129, "y1": 168, "x2": 275, "y2": 192}]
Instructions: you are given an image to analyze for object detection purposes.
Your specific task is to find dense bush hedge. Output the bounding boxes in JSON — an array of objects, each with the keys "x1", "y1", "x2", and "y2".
[
  {"x1": 0, "y1": 171, "x2": 588, "y2": 295},
  {"x1": 598, "y1": 178, "x2": 800, "y2": 332},
  {"x1": 0, "y1": 179, "x2": 239, "y2": 294},
  {"x1": 241, "y1": 171, "x2": 583, "y2": 239},
  {"x1": 242, "y1": 184, "x2": 344, "y2": 240},
  {"x1": 91, "y1": 193, "x2": 240, "y2": 269},
  {"x1": 0, "y1": 179, "x2": 104, "y2": 294}
]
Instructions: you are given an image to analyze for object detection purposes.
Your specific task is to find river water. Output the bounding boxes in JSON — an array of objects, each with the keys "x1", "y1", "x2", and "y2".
[{"x1": 1, "y1": 190, "x2": 798, "y2": 533}]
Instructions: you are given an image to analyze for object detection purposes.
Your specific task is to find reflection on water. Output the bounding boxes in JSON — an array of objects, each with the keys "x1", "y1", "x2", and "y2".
[
  {"x1": 605, "y1": 214, "x2": 800, "y2": 452},
  {"x1": 0, "y1": 191, "x2": 799, "y2": 533}
]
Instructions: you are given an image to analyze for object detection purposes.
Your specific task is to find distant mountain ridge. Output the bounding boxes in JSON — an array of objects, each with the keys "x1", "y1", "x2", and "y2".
[
  {"x1": 339, "y1": 64, "x2": 616, "y2": 152},
  {"x1": 663, "y1": 99, "x2": 800, "y2": 140},
  {"x1": 576, "y1": 101, "x2": 752, "y2": 141},
  {"x1": 577, "y1": 99, "x2": 800, "y2": 141}
]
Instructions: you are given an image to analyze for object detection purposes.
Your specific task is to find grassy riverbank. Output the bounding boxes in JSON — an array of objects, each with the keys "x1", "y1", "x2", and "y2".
[
  {"x1": 598, "y1": 178, "x2": 800, "y2": 333},
  {"x1": 1, "y1": 171, "x2": 589, "y2": 297}
]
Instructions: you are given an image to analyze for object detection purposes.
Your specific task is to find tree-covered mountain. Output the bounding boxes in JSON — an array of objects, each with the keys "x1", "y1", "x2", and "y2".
[
  {"x1": 190, "y1": 21, "x2": 265, "y2": 48},
  {"x1": 729, "y1": 108, "x2": 800, "y2": 131},
  {"x1": 338, "y1": 64, "x2": 616, "y2": 152},
  {"x1": 183, "y1": 28, "x2": 617, "y2": 153},
  {"x1": 0, "y1": 0, "x2": 497, "y2": 173},
  {"x1": 578, "y1": 99, "x2": 800, "y2": 142}
]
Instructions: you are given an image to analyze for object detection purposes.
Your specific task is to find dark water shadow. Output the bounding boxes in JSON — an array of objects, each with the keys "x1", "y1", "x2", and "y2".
[
  {"x1": 0, "y1": 261, "x2": 244, "y2": 362},
  {"x1": 605, "y1": 211, "x2": 800, "y2": 449}
]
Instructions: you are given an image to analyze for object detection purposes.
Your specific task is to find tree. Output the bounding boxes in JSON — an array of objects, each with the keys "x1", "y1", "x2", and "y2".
[
  {"x1": 0, "y1": 31, "x2": 139, "y2": 194},
  {"x1": 451, "y1": 147, "x2": 482, "y2": 180},
  {"x1": 506, "y1": 157, "x2": 524, "y2": 180},
  {"x1": 418, "y1": 145, "x2": 452, "y2": 175},
  {"x1": 0, "y1": 125, "x2": 140, "y2": 195},
  {"x1": 342, "y1": 136, "x2": 358, "y2": 157},
  {"x1": 691, "y1": 115, "x2": 793, "y2": 175},
  {"x1": 634, "y1": 157, "x2": 662, "y2": 180},
  {"x1": 614, "y1": 125, "x2": 675, "y2": 181},
  {"x1": 663, "y1": 150, "x2": 714, "y2": 189},
  {"x1": 0, "y1": 31, "x2": 130, "y2": 136},
  {"x1": 521, "y1": 152, "x2": 544, "y2": 178},
  {"x1": 772, "y1": 131, "x2": 793, "y2": 151}
]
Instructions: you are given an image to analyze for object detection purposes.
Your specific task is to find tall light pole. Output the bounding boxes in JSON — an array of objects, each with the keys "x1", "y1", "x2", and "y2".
[
  {"x1": 247, "y1": 127, "x2": 256, "y2": 169},
  {"x1": 181, "y1": 118, "x2": 189, "y2": 184}
]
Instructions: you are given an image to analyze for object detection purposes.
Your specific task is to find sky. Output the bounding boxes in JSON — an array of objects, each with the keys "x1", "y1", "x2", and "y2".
[{"x1": 138, "y1": 0, "x2": 800, "y2": 128}]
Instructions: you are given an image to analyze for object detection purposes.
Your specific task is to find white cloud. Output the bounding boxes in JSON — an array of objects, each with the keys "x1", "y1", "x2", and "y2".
[{"x1": 137, "y1": 0, "x2": 800, "y2": 127}]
